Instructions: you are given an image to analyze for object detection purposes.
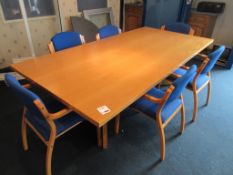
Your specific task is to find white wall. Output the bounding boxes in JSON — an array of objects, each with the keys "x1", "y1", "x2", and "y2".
[{"x1": 192, "y1": 0, "x2": 233, "y2": 47}]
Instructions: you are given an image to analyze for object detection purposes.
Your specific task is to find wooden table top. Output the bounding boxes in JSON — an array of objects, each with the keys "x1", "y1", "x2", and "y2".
[{"x1": 12, "y1": 27, "x2": 213, "y2": 127}]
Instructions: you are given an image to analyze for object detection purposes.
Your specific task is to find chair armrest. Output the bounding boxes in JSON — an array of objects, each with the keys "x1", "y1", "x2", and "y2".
[
  {"x1": 96, "y1": 34, "x2": 100, "y2": 40},
  {"x1": 170, "y1": 73, "x2": 181, "y2": 79},
  {"x1": 49, "y1": 108, "x2": 73, "y2": 120},
  {"x1": 189, "y1": 28, "x2": 195, "y2": 35},
  {"x1": 181, "y1": 65, "x2": 189, "y2": 70},
  {"x1": 23, "y1": 83, "x2": 32, "y2": 89},
  {"x1": 196, "y1": 53, "x2": 209, "y2": 61},
  {"x1": 160, "y1": 25, "x2": 165, "y2": 31},
  {"x1": 48, "y1": 41, "x2": 55, "y2": 54},
  {"x1": 192, "y1": 57, "x2": 210, "y2": 87},
  {"x1": 23, "y1": 81, "x2": 36, "y2": 89},
  {"x1": 34, "y1": 99, "x2": 72, "y2": 120},
  {"x1": 143, "y1": 94, "x2": 162, "y2": 103},
  {"x1": 80, "y1": 34, "x2": 86, "y2": 44},
  {"x1": 197, "y1": 57, "x2": 210, "y2": 74}
]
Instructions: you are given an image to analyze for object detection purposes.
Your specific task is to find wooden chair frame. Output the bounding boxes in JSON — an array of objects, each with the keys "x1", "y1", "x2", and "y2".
[
  {"x1": 172, "y1": 54, "x2": 210, "y2": 122},
  {"x1": 161, "y1": 25, "x2": 195, "y2": 35},
  {"x1": 21, "y1": 85, "x2": 99, "y2": 175},
  {"x1": 48, "y1": 34, "x2": 85, "y2": 54},
  {"x1": 115, "y1": 85, "x2": 185, "y2": 160},
  {"x1": 96, "y1": 28, "x2": 122, "y2": 41}
]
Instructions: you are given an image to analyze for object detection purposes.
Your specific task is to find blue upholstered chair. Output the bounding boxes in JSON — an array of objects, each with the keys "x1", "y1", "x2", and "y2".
[
  {"x1": 161, "y1": 22, "x2": 194, "y2": 35},
  {"x1": 116, "y1": 65, "x2": 197, "y2": 161},
  {"x1": 48, "y1": 31, "x2": 85, "y2": 53},
  {"x1": 4, "y1": 74, "x2": 98, "y2": 175},
  {"x1": 172, "y1": 45, "x2": 225, "y2": 122},
  {"x1": 96, "y1": 25, "x2": 121, "y2": 40}
]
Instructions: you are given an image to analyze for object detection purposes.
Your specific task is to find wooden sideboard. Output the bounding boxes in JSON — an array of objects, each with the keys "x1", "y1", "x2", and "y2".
[
  {"x1": 188, "y1": 11, "x2": 218, "y2": 37},
  {"x1": 189, "y1": 11, "x2": 233, "y2": 69},
  {"x1": 125, "y1": 3, "x2": 144, "y2": 31}
]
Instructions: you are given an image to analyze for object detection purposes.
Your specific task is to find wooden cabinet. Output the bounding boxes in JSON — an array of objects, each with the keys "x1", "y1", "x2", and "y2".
[
  {"x1": 188, "y1": 11, "x2": 218, "y2": 37},
  {"x1": 125, "y1": 4, "x2": 144, "y2": 31}
]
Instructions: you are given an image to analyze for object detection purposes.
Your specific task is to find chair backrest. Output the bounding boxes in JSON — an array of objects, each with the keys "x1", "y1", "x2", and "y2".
[
  {"x1": 51, "y1": 32, "x2": 83, "y2": 52},
  {"x1": 201, "y1": 45, "x2": 225, "y2": 74},
  {"x1": 168, "y1": 65, "x2": 197, "y2": 102},
  {"x1": 162, "y1": 22, "x2": 193, "y2": 35},
  {"x1": 98, "y1": 25, "x2": 121, "y2": 39},
  {"x1": 4, "y1": 74, "x2": 46, "y2": 120}
]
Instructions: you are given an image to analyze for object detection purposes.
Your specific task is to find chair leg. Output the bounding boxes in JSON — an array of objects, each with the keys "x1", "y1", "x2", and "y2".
[
  {"x1": 159, "y1": 128, "x2": 166, "y2": 161},
  {"x1": 97, "y1": 127, "x2": 102, "y2": 147},
  {"x1": 180, "y1": 104, "x2": 185, "y2": 134},
  {"x1": 21, "y1": 116, "x2": 29, "y2": 151},
  {"x1": 205, "y1": 81, "x2": 211, "y2": 106},
  {"x1": 114, "y1": 115, "x2": 120, "y2": 135},
  {"x1": 157, "y1": 122, "x2": 166, "y2": 161},
  {"x1": 192, "y1": 90, "x2": 198, "y2": 122},
  {"x1": 46, "y1": 138, "x2": 55, "y2": 175}
]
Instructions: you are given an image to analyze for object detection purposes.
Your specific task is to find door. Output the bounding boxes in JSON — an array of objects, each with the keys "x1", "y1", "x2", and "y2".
[{"x1": 144, "y1": 0, "x2": 182, "y2": 28}]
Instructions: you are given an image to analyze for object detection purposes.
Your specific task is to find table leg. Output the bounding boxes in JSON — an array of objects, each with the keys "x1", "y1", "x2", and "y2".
[
  {"x1": 114, "y1": 114, "x2": 120, "y2": 135},
  {"x1": 102, "y1": 124, "x2": 108, "y2": 149},
  {"x1": 97, "y1": 127, "x2": 102, "y2": 147}
]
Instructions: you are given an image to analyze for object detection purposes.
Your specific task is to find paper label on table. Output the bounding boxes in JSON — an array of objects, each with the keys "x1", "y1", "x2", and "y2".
[{"x1": 97, "y1": 105, "x2": 111, "y2": 115}]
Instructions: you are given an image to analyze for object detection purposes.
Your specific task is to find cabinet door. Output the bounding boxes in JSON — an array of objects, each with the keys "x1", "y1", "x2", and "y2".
[
  {"x1": 188, "y1": 13, "x2": 217, "y2": 37},
  {"x1": 125, "y1": 5, "x2": 143, "y2": 31},
  {"x1": 190, "y1": 25, "x2": 205, "y2": 36},
  {"x1": 125, "y1": 13, "x2": 141, "y2": 31}
]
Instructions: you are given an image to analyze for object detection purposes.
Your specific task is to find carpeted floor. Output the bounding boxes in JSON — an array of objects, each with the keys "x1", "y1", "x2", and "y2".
[{"x1": 0, "y1": 66, "x2": 233, "y2": 175}]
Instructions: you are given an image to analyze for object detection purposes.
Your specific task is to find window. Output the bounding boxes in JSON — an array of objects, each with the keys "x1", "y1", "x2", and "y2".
[{"x1": 0, "y1": 0, "x2": 55, "y2": 21}]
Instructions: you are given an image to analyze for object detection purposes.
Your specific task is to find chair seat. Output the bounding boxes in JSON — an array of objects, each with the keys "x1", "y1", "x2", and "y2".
[
  {"x1": 174, "y1": 68, "x2": 210, "y2": 90},
  {"x1": 131, "y1": 87, "x2": 182, "y2": 123},
  {"x1": 26, "y1": 99, "x2": 84, "y2": 141}
]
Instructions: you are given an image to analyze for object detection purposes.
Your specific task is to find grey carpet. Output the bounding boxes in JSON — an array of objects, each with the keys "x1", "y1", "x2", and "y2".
[{"x1": 0, "y1": 66, "x2": 232, "y2": 175}]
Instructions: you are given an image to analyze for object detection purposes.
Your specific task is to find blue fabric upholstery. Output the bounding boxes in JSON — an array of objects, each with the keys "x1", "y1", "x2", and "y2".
[
  {"x1": 174, "y1": 68, "x2": 187, "y2": 75},
  {"x1": 195, "y1": 74, "x2": 210, "y2": 89},
  {"x1": 132, "y1": 88, "x2": 182, "y2": 123},
  {"x1": 175, "y1": 68, "x2": 210, "y2": 90},
  {"x1": 25, "y1": 99, "x2": 84, "y2": 140},
  {"x1": 132, "y1": 65, "x2": 197, "y2": 123},
  {"x1": 51, "y1": 32, "x2": 83, "y2": 52},
  {"x1": 98, "y1": 25, "x2": 120, "y2": 39},
  {"x1": 4, "y1": 74, "x2": 84, "y2": 141},
  {"x1": 168, "y1": 65, "x2": 197, "y2": 102},
  {"x1": 174, "y1": 46, "x2": 225, "y2": 90},
  {"x1": 202, "y1": 45, "x2": 225, "y2": 74},
  {"x1": 164, "y1": 22, "x2": 192, "y2": 34},
  {"x1": 4, "y1": 74, "x2": 45, "y2": 118}
]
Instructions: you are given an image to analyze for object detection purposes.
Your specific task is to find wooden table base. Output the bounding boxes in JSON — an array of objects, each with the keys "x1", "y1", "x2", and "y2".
[{"x1": 97, "y1": 124, "x2": 108, "y2": 149}]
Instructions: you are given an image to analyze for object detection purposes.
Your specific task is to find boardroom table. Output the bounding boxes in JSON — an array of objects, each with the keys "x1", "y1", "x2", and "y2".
[{"x1": 12, "y1": 27, "x2": 213, "y2": 148}]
